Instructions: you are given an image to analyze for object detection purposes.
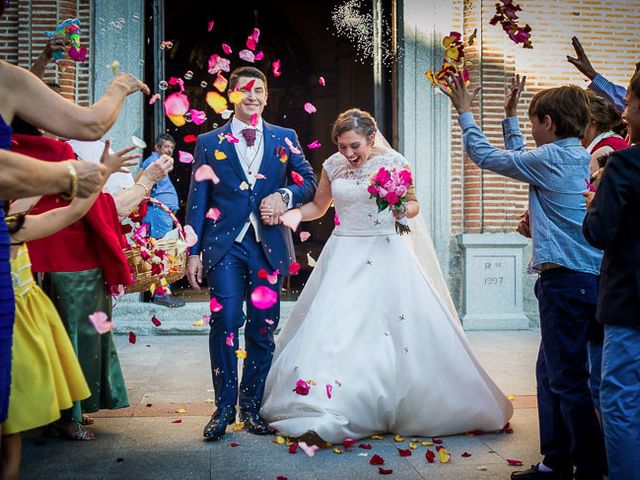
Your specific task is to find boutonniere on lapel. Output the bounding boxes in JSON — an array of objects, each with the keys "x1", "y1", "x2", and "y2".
[{"x1": 275, "y1": 145, "x2": 288, "y2": 164}]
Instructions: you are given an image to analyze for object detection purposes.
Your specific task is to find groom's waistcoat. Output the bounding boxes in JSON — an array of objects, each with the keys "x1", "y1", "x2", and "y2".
[{"x1": 186, "y1": 120, "x2": 317, "y2": 273}]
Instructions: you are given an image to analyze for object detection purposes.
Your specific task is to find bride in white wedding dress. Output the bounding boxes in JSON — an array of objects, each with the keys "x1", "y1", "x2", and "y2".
[{"x1": 259, "y1": 108, "x2": 513, "y2": 443}]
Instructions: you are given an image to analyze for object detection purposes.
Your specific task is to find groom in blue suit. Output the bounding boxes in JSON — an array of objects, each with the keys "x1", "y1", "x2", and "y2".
[{"x1": 186, "y1": 66, "x2": 317, "y2": 441}]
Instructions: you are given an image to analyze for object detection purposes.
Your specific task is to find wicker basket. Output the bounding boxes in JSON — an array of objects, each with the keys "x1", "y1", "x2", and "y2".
[{"x1": 123, "y1": 197, "x2": 187, "y2": 293}]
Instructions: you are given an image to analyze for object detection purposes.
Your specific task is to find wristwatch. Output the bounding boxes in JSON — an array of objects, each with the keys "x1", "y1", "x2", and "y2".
[{"x1": 278, "y1": 190, "x2": 291, "y2": 206}]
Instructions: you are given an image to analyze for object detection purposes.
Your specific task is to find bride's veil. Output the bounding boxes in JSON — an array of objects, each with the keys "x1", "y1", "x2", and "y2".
[{"x1": 375, "y1": 129, "x2": 460, "y2": 322}]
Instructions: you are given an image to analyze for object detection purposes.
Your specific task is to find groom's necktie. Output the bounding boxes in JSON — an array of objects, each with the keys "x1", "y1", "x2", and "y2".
[{"x1": 241, "y1": 128, "x2": 256, "y2": 147}]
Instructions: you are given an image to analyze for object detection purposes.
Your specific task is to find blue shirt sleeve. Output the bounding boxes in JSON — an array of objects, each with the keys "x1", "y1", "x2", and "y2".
[
  {"x1": 588, "y1": 74, "x2": 627, "y2": 113},
  {"x1": 458, "y1": 112, "x2": 548, "y2": 187}
]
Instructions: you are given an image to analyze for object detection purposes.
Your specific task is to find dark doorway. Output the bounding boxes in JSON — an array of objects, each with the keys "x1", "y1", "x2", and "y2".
[{"x1": 144, "y1": 0, "x2": 395, "y2": 298}]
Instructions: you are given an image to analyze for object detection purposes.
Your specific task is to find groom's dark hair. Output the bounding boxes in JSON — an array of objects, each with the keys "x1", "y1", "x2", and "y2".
[{"x1": 229, "y1": 67, "x2": 268, "y2": 91}]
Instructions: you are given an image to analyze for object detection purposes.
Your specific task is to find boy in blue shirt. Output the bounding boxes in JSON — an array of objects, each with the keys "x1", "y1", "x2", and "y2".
[{"x1": 443, "y1": 74, "x2": 605, "y2": 480}]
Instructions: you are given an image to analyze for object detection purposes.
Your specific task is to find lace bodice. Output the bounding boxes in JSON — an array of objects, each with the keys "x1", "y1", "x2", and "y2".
[{"x1": 323, "y1": 151, "x2": 410, "y2": 236}]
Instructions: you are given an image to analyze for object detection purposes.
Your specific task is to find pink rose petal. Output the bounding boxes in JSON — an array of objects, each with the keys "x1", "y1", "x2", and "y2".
[
  {"x1": 225, "y1": 332, "x2": 234, "y2": 347},
  {"x1": 222, "y1": 43, "x2": 232, "y2": 55},
  {"x1": 299, "y1": 231, "x2": 311, "y2": 242},
  {"x1": 189, "y1": 109, "x2": 207, "y2": 125},
  {"x1": 284, "y1": 137, "x2": 301, "y2": 155},
  {"x1": 250, "y1": 113, "x2": 258, "y2": 127},
  {"x1": 307, "y1": 140, "x2": 321, "y2": 149},
  {"x1": 88, "y1": 311, "x2": 114, "y2": 334},
  {"x1": 326, "y1": 384, "x2": 333, "y2": 399},
  {"x1": 272, "y1": 59, "x2": 281, "y2": 77},
  {"x1": 151, "y1": 315, "x2": 161, "y2": 327},
  {"x1": 164, "y1": 92, "x2": 190, "y2": 116},
  {"x1": 178, "y1": 151, "x2": 194, "y2": 164},
  {"x1": 318, "y1": 76, "x2": 326, "y2": 86},
  {"x1": 225, "y1": 133, "x2": 240, "y2": 144},
  {"x1": 239, "y1": 49, "x2": 255, "y2": 63},
  {"x1": 194, "y1": 164, "x2": 220, "y2": 184},
  {"x1": 304, "y1": 102, "x2": 317, "y2": 114},
  {"x1": 206, "y1": 208, "x2": 221, "y2": 221},
  {"x1": 183, "y1": 225, "x2": 198, "y2": 248},
  {"x1": 298, "y1": 441, "x2": 318, "y2": 457},
  {"x1": 250, "y1": 286, "x2": 278, "y2": 310},
  {"x1": 254, "y1": 51, "x2": 264, "y2": 61},
  {"x1": 207, "y1": 20, "x2": 214, "y2": 32},
  {"x1": 209, "y1": 297, "x2": 224, "y2": 313},
  {"x1": 168, "y1": 76, "x2": 185, "y2": 93}
]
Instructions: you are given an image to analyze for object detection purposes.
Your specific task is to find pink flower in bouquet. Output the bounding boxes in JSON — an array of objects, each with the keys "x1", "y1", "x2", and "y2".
[
  {"x1": 374, "y1": 167, "x2": 391, "y2": 185},
  {"x1": 367, "y1": 184, "x2": 379, "y2": 195},
  {"x1": 399, "y1": 169, "x2": 413, "y2": 186},
  {"x1": 378, "y1": 187, "x2": 388, "y2": 199},
  {"x1": 383, "y1": 180, "x2": 394, "y2": 192},
  {"x1": 386, "y1": 192, "x2": 399, "y2": 205},
  {"x1": 395, "y1": 185, "x2": 408, "y2": 198}
]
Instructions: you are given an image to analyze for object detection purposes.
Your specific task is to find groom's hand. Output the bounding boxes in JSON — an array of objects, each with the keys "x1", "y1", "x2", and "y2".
[
  {"x1": 260, "y1": 193, "x2": 287, "y2": 225},
  {"x1": 186, "y1": 255, "x2": 203, "y2": 290}
]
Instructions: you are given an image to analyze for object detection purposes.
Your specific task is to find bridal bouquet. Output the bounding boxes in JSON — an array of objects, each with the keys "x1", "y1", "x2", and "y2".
[{"x1": 368, "y1": 166, "x2": 413, "y2": 235}]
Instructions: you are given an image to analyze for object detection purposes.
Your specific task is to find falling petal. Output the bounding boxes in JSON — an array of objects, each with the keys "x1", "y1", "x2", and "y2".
[
  {"x1": 284, "y1": 137, "x2": 302, "y2": 155},
  {"x1": 214, "y1": 150, "x2": 227, "y2": 160},
  {"x1": 109, "y1": 60, "x2": 120, "y2": 76},
  {"x1": 128, "y1": 331, "x2": 137, "y2": 344},
  {"x1": 235, "y1": 349, "x2": 247, "y2": 359},
  {"x1": 288, "y1": 262, "x2": 301, "y2": 275},
  {"x1": 131, "y1": 135, "x2": 147, "y2": 149},
  {"x1": 148, "y1": 93, "x2": 161, "y2": 105},
  {"x1": 254, "y1": 51, "x2": 264, "y2": 61},
  {"x1": 207, "y1": 20, "x2": 214, "y2": 32},
  {"x1": 225, "y1": 332, "x2": 235, "y2": 346},
  {"x1": 228, "y1": 91, "x2": 245, "y2": 104},
  {"x1": 238, "y1": 49, "x2": 255, "y2": 63},
  {"x1": 189, "y1": 109, "x2": 207, "y2": 125},
  {"x1": 151, "y1": 315, "x2": 161, "y2": 327},
  {"x1": 194, "y1": 164, "x2": 220, "y2": 184},
  {"x1": 225, "y1": 133, "x2": 240, "y2": 144},
  {"x1": 306, "y1": 253, "x2": 316, "y2": 268},
  {"x1": 206, "y1": 91, "x2": 228, "y2": 113},
  {"x1": 307, "y1": 140, "x2": 322, "y2": 149},
  {"x1": 251, "y1": 285, "x2": 278, "y2": 309},
  {"x1": 246, "y1": 36, "x2": 256, "y2": 51},
  {"x1": 239, "y1": 181, "x2": 249, "y2": 190},
  {"x1": 254, "y1": 173, "x2": 266, "y2": 180},
  {"x1": 240, "y1": 79, "x2": 255, "y2": 91},
  {"x1": 291, "y1": 171, "x2": 304, "y2": 186},
  {"x1": 221, "y1": 43, "x2": 232, "y2": 55},
  {"x1": 213, "y1": 73, "x2": 228, "y2": 93},
  {"x1": 167, "y1": 114, "x2": 186, "y2": 127},
  {"x1": 184, "y1": 134, "x2": 197, "y2": 143},
  {"x1": 88, "y1": 311, "x2": 114, "y2": 334},
  {"x1": 250, "y1": 113, "x2": 258, "y2": 127},
  {"x1": 251, "y1": 28, "x2": 260, "y2": 44},
  {"x1": 221, "y1": 109, "x2": 234, "y2": 119},
  {"x1": 272, "y1": 59, "x2": 281, "y2": 77},
  {"x1": 304, "y1": 102, "x2": 317, "y2": 114},
  {"x1": 183, "y1": 225, "x2": 198, "y2": 248},
  {"x1": 209, "y1": 297, "x2": 223, "y2": 313},
  {"x1": 164, "y1": 92, "x2": 189, "y2": 121},
  {"x1": 299, "y1": 231, "x2": 311, "y2": 242},
  {"x1": 318, "y1": 76, "x2": 326, "y2": 86},
  {"x1": 206, "y1": 208, "x2": 221, "y2": 221},
  {"x1": 178, "y1": 151, "x2": 194, "y2": 164}
]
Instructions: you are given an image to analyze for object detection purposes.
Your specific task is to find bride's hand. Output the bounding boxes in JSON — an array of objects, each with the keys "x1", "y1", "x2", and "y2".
[
  {"x1": 392, "y1": 204, "x2": 408, "y2": 220},
  {"x1": 279, "y1": 209, "x2": 302, "y2": 232}
]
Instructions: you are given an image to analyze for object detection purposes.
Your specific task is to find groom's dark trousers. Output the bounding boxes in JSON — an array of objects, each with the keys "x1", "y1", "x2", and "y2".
[
  {"x1": 534, "y1": 268, "x2": 606, "y2": 477},
  {"x1": 207, "y1": 226, "x2": 283, "y2": 414}
]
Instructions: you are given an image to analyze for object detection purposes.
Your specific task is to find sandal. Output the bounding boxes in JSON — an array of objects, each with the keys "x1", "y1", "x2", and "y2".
[{"x1": 50, "y1": 420, "x2": 95, "y2": 441}]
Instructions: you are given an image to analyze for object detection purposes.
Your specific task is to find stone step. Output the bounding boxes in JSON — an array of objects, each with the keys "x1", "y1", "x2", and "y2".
[{"x1": 111, "y1": 293, "x2": 295, "y2": 336}]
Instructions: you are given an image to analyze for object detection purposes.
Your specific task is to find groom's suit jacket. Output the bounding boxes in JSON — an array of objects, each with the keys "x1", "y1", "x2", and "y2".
[
  {"x1": 583, "y1": 144, "x2": 640, "y2": 329},
  {"x1": 186, "y1": 119, "x2": 317, "y2": 273}
]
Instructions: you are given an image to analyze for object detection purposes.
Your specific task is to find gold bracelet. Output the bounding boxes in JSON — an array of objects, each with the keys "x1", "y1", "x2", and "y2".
[
  {"x1": 135, "y1": 181, "x2": 151, "y2": 197},
  {"x1": 60, "y1": 162, "x2": 78, "y2": 201}
]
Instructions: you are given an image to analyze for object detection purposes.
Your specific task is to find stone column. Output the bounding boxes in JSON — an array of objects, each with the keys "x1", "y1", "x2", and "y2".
[
  {"x1": 92, "y1": 1, "x2": 145, "y2": 148},
  {"x1": 397, "y1": 0, "x2": 455, "y2": 280}
]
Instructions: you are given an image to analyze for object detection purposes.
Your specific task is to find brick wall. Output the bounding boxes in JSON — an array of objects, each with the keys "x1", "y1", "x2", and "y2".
[
  {"x1": 0, "y1": 0, "x2": 91, "y2": 105},
  {"x1": 450, "y1": 0, "x2": 640, "y2": 234}
]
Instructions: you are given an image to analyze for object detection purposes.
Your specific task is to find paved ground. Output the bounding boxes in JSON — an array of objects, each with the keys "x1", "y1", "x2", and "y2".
[{"x1": 21, "y1": 331, "x2": 542, "y2": 480}]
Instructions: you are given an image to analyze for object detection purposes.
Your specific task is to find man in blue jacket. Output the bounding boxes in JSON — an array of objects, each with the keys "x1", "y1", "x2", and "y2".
[{"x1": 186, "y1": 66, "x2": 317, "y2": 441}]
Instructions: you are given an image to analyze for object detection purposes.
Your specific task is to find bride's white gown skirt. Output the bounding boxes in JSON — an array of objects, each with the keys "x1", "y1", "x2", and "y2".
[{"x1": 260, "y1": 232, "x2": 513, "y2": 443}]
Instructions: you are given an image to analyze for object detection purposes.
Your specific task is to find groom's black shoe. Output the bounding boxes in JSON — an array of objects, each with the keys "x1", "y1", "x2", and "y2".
[
  {"x1": 240, "y1": 411, "x2": 276, "y2": 435},
  {"x1": 203, "y1": 405, "x2": 236, "y2": 441},
  {"x1": 511, "y1": 464, "x2": 573, "y2": 480}
]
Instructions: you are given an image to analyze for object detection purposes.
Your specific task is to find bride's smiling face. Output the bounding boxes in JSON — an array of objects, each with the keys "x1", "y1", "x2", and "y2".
[{"x1": 337, "y1": 130, "x2": 375, "y2": 168}]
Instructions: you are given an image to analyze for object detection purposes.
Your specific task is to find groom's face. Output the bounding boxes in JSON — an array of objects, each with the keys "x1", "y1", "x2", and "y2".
[{"x1": 234, "y1": 76, "x2": 268, "y2": 124}]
